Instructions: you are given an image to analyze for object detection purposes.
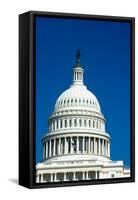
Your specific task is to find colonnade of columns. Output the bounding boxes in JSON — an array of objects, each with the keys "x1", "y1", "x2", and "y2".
[
  {"x1": 43, "y1": 136, "x2": 110, "y2": 159},
  {"x1": 49, "y1": 118, "x2": 105, "y2": 132},
  {"x1": 74, "y1": 70, "x2": 83, "y2": 82},
  {"x1": 37, "y1": 171, "x2": 99, "y2": 183}
]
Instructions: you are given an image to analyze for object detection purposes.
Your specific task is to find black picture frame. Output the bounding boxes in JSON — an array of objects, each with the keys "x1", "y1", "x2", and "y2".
[{"x1": 19, "y1": 10, "x2": 135, "y2": 189}]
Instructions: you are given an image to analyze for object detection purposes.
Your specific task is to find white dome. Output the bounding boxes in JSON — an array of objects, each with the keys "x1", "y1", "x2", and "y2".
[{"x1": 54, "y1": 84, "x2": 101, "y2": 113}]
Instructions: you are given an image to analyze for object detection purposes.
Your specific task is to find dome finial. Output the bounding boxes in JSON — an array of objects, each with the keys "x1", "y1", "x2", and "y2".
[{"x1": 73, "y1": 49, "x2": 84, "y2": 85}]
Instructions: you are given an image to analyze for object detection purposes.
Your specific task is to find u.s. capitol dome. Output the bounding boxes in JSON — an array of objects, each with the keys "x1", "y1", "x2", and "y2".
[{"x1": 36, "y1": 50, "x2": 130, "y2": 183}]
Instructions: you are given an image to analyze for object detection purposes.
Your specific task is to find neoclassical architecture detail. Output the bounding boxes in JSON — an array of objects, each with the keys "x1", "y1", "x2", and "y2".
[{"x1": 36, "y1": 50, "x2": 130, "y2": 183}]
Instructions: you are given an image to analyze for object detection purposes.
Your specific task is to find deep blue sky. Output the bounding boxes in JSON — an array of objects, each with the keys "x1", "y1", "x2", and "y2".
[{"x1": 35, "y1": 16, "x2": 131, "y2": 167}]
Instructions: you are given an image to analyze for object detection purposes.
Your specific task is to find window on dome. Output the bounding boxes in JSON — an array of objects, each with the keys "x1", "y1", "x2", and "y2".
[
  {"x1": 74, "y1": 119, "x2": 77, "y2": 127},
  {"x1": 97, "y1": 121, "x2": 98, "y2": 129},
  {"x1": 87, "y1": 100, "x2": 88, "y2": 104},
  {"x1": 57, "y1": 120, "x2": 58, "y2": 129},
  {"x1": 65, "y1": 119, "x2": 67, "y2": 127},
  {"x1": 64, "y1": 100, "x2": 66, "y2": 104},
  {"x1": 67, "y1": 99, "x2": 69, "y2": 104},
  {"x1": 83, "y1": 99, "x2": 85, "y2": 104},
  {"x1": 93, "y1": 120, "x2": 95, "y2": 128},
  {"x1": 69, "y1": 119, "x2": 72, "y2": 127},
  {"x1": 75, "y1": 98, "x2": 77, "y2": 103},
  {"x1": 79, "y1": 119, "x2": 82, "y2": 127},
  {"x1": 99, "y1": 121, "x2": 101, "y2": 129},
  {"x1": 60, "y1": 120, "x2": 63, "y2": 128},
  {"x1": 79, "y1": 98, "x2": 81, "y2": 103},
  {"x1": 53, "y1": 122, "x2": 55, "y2": 130},
  {"x1": 84, "y1": 119, "x2": 87, "y2": 127},
  {"x1": 71, "y1": 98, "x2": 73, "y2": 103},
  {"x1": 89, "y1": 120, "x2": 91, "y2": 127}
]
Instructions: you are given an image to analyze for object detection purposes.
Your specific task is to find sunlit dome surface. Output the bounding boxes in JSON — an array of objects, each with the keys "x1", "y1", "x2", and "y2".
[{"x1": 54, "y1": 84, "x2": 101, "y2": 113}]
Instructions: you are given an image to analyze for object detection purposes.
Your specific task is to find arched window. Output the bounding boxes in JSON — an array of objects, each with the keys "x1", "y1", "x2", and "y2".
[
  {"x1": 57, "y1": 120, "x2": 58, "y2": 129},
  {"x1": 69, "y1": 119, "x2": 72, "y2": 127},
  {"x1": 93, "y1": 120, "x2": 95, "y2": 128},
  {"x1": 65, "y1": 119, "x2": 67, "y2": 128},
  {"x1": 99, "y1": 121, "x2": 101, "y2": 130},
  {"x1": 89, "y1": 120, "x2": 91, "y2": 127},
  {"x1": 53, "y1": 121, "x2": 55, "y2": 130},
  {"x1": 96, "y1": 121, "x2": 98, "y2": 129},
  {"x1": 60, "y1": 120, "x2": 62, "y2": 128},
  {"x1": 54, "y1": 120, "x2": 57, "y2": 130},
  {"x1": 74, "y1": 119, "x2": 77, "y2": 127},
  {"x1": 71, "y1": 98, "x2": 73, "y2": 103},
  {"x1": 79, "y1": 119, "x2": 82, "y2": 127},
  {"x1": 75, "y1": 98, "x2": 77, "y2": 103},
  {"x1": 84, "y1": 119, "x2": 87, "y2": 127}
]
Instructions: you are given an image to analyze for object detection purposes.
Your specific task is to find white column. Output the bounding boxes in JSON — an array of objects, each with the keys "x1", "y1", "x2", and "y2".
[
  {"x1": 60, "y1": 138, "x2": 62, "y2": 154},
  {"x1": 73, "y1": 172, "x2": 75, "y2": 180},
  {"x1": 88, "y1": 137, "x2": 90, "y2": 153},
  {"x1": 51, "y1": 173, "x2": 53, "y2": 182},
  {"x1": 36, "y1": 175, "x2": 39, "y2": 183},
  {"x1": 91, "y1": 138, "x2": 93, "y2": 153},
  {"x1": 96, "y1": 138, "x2": 98, "y2": 154},
  {"x1": 77, "y1": 137, "x2": 79, "y2": 153},
  {"x1": 63, "y1": 119, "x2": 65, "y2": 128},
  {"x1": 53, "y1": 139, "x2": 55, "y2": 156},
  {"x1": 106, "y1": 140, "x2": 108, "y2": 157},
  {"x1": 95, "y1": 171, "x2": 97, "y2": 179},
  {"x1": 67, "y1": 119, "x2": 69, "y2": 128},
  {"x1": 108, "y1": 141, "x2": 110, "y2": 158},
  {"x1": 58, "y1": 119, "x2": 60, "y2": 129},
  {"x1": 64, "y1": 172, "x2": 66, "y2": 181},
  {"x1": 49, "y1": 140, "x2": 51, "y2": 157},
  {"x1": 99, "y1": 139, "x2": 101, "y2": 155},
  {"x1": 55, "y1": 120, "x2": 57, "y2": 130},
  {"x1": 51, "y1": 122, "x2": 53, "y2": 131},
  {"x1": 86, "y1": 171, "x2": 88, "y2": 179},
  {"x1": 46, "y1": 141, "x2": 48, "y2": 158},
  {"x1": 102, "y1": 139, "x2": 104, "y2": 156},
  {"x1": 59, "y1": 138, "x2": 61, "y2": 155},
  {"x1": 55, "y1": 173, "x2": 57, "y2": 182},
  {"x1": 106, "y1": 141, "x2": 108, "y2": 157},
  {"x1": 99, "y1": 171, "x2": 102, "y2": 179}
]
